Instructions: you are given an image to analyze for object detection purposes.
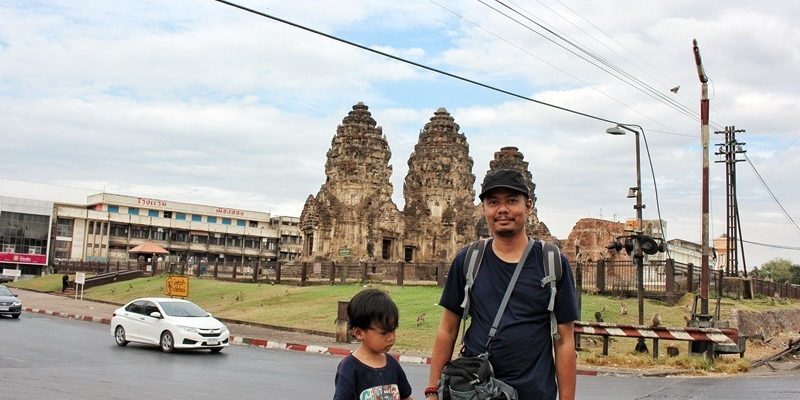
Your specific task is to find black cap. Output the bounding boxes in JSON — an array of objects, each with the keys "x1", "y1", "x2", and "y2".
[{"x1": 478, "y1": 169, "x2": 530, "y2": 201}]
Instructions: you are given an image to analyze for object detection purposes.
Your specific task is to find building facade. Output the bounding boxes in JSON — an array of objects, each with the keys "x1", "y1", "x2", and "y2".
[
  {"x1": 300, "y1": 102, "x2": 555, "y2": 264},
  {"x1": 53, "y1": 193, "x2": 302, "y2": 264},
  {"x1": 0, "y1": 196, "x2": 53, "y2": 274}
]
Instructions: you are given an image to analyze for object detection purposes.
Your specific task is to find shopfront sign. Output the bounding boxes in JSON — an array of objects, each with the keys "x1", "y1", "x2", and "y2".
[{"x1": 0, "y1": 253, "x2": 47, "y2": 265}]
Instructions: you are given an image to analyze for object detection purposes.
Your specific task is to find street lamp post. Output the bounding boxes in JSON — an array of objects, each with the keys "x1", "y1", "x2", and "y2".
[{"x1": 607, "y1": 124, "x2": 648, "y2": 353}]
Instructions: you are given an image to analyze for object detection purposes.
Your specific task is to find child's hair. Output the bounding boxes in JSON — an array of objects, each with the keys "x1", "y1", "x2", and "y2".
[{"x1": 347, "y1": 288, "x2": 399, "y2": 332}]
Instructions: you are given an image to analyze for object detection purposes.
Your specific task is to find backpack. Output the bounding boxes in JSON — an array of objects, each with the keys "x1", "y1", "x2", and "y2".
[
  {"x1": 460, "y1": 238, "x2": 564, "y2": 344},
  {"x1": 438, "y1": 239, "x2": 536, "y2": 400}
]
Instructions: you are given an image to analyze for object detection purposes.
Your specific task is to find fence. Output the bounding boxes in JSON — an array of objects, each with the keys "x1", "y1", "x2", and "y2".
[
  {"x1": 576, "y1": 258, "x2": 800, "y2": 300},
  {"x1": 54, "y1": 259, "x2": 451, "y2": 287}
]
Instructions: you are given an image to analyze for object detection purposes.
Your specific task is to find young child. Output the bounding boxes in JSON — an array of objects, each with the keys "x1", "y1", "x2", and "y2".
[{"x1": 333, "y1": 288, "x2": 413, "y2": 400}]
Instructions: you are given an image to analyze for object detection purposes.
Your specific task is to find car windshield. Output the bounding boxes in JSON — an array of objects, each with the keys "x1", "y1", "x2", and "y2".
[
  {"x1": 0, "y1": 286, "x2": 12, "y2": 296},
  {"x1": 158, "y1": 301, "x2": 208, "y2": 317}
]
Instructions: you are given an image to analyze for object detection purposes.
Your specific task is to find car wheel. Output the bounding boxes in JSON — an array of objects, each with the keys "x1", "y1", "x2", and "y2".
[
  {"x1": 210, "y1": 347, "x2": 223, "y2": 353},
  {"x1": 160, "y1": 331, "x2": 175, "y2": 353},
  {"x1": 114, "y1": 325, "x2": 129, "y2": 346},
  {"x1": 11, "y1": 313, "x2": 20, "y2": 319}
]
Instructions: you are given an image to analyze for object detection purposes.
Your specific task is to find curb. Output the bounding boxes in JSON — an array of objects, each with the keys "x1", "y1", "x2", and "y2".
[
  {"x1": 22, "y1": 308, "x2": 431, "y2": 364},
  {"x1": 21, "y1": 308, "x2": 674, "y2": 374}
]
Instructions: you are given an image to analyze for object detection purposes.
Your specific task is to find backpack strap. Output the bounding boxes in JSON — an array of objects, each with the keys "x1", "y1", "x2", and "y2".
[
  {"x1": 539, "y1": 240, "x2": 563, "y2": 342},
  {"x1": 485, "y1": 239, "x2": 535, "y2": 351},
  {"x1": 459, "y1": 238, "x2": 489, "y2": 344}
]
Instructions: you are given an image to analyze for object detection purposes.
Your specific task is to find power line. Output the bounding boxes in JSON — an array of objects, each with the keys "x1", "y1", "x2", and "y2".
[
  {"x1": 743, "y1": 154, "x2": 800, "y2": 236},
  {"x1": 428, "y1": 0, "x2": 685, "y2": 137},
  {"x1": 211, "y1": 0, "x2": 637, "y2": 129},
  {"x1": 741, "y1": 239, "x2": 800, "y2": 251},
  {"x1": 485, "y1": 0, "x2": 702, "y2": 125}
]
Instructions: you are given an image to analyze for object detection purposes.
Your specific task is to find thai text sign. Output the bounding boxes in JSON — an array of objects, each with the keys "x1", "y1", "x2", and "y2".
[{"x1": 165, "y1": 275, "x2": 189, "y2": 298}]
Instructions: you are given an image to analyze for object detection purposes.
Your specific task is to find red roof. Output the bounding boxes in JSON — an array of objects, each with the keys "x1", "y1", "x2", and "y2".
[{"x1": 128, "y1": 241, "x2": 170, "y2": 254}]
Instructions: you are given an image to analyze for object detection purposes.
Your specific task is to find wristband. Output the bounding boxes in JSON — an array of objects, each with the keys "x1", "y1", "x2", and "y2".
[{"x1": 424, "y1": 386, "x2": 438, "y2": 397}]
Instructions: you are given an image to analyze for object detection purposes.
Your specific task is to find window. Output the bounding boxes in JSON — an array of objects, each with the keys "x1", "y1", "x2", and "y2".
[
  {"x1": 56, "y1": 218, "x2": 74, "y2": 238},
  {"x1": 110, "y1": 223, "x2": 128, "y2": 237},
  {"x1": 87, "y1": 222, "x2": 94, "y2": 234},
  {"x1": 244, "y1": 236, "x2": 260, "y2": 249},
  {"x1": 130, "y1": 226, "x2": 149, "y2": 239},
  {"x1": 209, "y1": 234, "x2": 223, "y2": 246},
  {"x1": 176, "y1": 213, "x2": 186, "y2": 220},
  {"x1": 151, "y1": 228, "x2": 166, "y2": 241},
  {"x1": 128, "y1": 207, "x2": 139, "y2": 215},
  {"x1": 163, "y1": 211, "x2": 172, "y2": 219},
  {"x1": 237, "y1": 219, "x2": 246, "y2": 226},
  {"x1": 2, "y1": 244, "x2": 15, "y2": 253},
  {"x1": 170, "y1": 230, "x2": 188, "y2": 242},
  {"x1": 248, "y1": 220, "x2": 258, "y2": 228},
  {"x1": 222, "y1": 218, "x2": 231, "y2": 225},
  {"x1": 148, "y1": 210, "x2": 159, "y2": 217},
  {"x1": 226, "y1": 235, "x2": 241, "y2": 247},
  {"x1": 191, "y1": 214, "x2": 202, "y2": 222},
  {"x1": 190, "y1": 234, "x2": 208, "y2": 244},
  {"x1": 108, "y1": 205, "x2": 119, "y2": 213},
  {"x1": 207, "y1": 216, "x2": 217, "y2": 224}
]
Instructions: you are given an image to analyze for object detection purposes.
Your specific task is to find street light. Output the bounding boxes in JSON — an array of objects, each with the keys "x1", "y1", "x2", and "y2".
[{"x1": 607, "y1": 124, "x2": 648, "y2": 353}]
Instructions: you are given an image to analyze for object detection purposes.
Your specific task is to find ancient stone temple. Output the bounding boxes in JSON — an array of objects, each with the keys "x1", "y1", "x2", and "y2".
[
  {"x1": 300, "y1": 102, "x2": 404, "y2": 261},
  {"x1": 475, "y1": 146, "x2": 556, "y2": 242},
  {"x1": 301, "y1": 103, "x2": 558, "y2": 264},
  {"x1": 403, "y1": 107, "x2": 476, "y2": 263}
]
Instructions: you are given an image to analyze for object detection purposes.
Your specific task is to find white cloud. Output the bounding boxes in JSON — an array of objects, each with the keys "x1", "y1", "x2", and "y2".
[{"x1": 1, "y1": 0, "x2": 798, "y2": 267}]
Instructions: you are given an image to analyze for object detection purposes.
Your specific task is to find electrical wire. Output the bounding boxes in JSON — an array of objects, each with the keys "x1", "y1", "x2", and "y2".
[
  {"x1": 211, "y1": 0, "x2": 633, "y2": 128},
  {"x1": 491, "y1": 0, "x2": 702, "y2": 124},
  {"x1": 477, "y1": 0, "x2": 700, "y2": 130},
  {"x1": 428, "y1": 0, "x2": 688, "y2": 138},
  {"x1": 744, "y1": 154, "x2": 800, "y2": 237},
  {"x1": 639, "y1": 126, "x2": 671, "y2": 260},
  {"x1": 740, "y1": 239, "x2": 800, "y2": 251}
]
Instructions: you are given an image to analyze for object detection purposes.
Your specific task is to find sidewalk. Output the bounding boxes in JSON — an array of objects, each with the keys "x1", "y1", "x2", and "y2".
[{"x1": 15, "y1": 289, "x2": 680, "y2": 376}]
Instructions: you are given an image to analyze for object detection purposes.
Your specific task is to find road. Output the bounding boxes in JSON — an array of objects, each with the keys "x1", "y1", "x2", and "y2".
[{"x1": 2, "y1": 312, "x2": 799, "y2": 399}]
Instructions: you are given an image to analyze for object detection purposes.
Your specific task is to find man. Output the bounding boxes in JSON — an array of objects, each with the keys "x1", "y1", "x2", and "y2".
[{"x1": 426, "y1": 169, "x2": 578, "y2": 400}]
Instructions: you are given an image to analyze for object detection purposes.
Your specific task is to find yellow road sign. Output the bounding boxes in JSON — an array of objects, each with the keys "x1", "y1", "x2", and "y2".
[{"x1": 165, "y1": 275, "x2": 189, "y2": 298}]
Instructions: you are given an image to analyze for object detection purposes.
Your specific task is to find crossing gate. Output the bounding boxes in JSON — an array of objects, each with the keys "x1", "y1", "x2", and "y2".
[{"x1": 574, "y1": 321, "x2": 740, "y2": 358}]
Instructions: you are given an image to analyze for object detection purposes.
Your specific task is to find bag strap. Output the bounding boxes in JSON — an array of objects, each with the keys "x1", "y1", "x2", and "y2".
[
  {"x1": 485, "y1": 238, "x2": 535, "y2": 351},
  {"x1": 540, "y1": 241, "x2": 563, "y2": 342},
  {"x1": 459, "y1": 238, "x2": 489, "y2": 344}
]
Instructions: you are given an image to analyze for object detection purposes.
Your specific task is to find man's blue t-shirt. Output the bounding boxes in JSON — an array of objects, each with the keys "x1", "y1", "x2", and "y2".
[
  {"x1": 333, "y1": 353, "x2": 412, "y2": 400},
  {"x1": 439, "y1": 240, "x2": 579, "y2": 400}
]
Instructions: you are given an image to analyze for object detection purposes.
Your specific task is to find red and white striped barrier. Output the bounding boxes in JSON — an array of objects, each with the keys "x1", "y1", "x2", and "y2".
[{"x1": 574, "y1": 321, "x2": 738, "y2": 346}]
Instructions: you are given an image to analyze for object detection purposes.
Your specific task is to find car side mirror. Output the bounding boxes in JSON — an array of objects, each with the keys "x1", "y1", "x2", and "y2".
[
  {"x1": 149, "y1": 311, "x2": 162, "y2": 319},
  {"x1": 207, "y1": 313, "x2": 212, "y2": 317},
  {"x1": 13, "y1": 293, "x2": 18, "y2": 297}
]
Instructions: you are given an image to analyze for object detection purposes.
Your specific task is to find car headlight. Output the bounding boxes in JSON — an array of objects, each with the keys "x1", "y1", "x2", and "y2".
[
  {"x1": 177, "y1": 325, "x2": 199, "y2": 333},
  {"x1": 12, "y1": 301, "x2": 21, "y2": 306},
  {"x1": 220, "y1": 325, "x2": 229, "y2": 333}
]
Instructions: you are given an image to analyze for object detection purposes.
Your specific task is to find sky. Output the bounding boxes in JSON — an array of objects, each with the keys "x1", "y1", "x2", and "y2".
[{"x1": 1, "y1": 0, "x2": 798, "y2": 268}]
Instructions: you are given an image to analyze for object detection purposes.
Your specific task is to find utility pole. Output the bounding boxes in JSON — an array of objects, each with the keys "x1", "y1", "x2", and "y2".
[
  {"x1": 715, "y1": 126, "x2": 746, "y2": 276},
  {"x1": 693, "y1": 39, "x2": 710, "y2": 315}
]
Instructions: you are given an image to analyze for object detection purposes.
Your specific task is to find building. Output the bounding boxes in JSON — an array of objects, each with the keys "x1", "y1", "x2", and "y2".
[
  {"x1": 54, "y1": 193, "x2": 302, "y2": 264},
  {"x1": 300, "y1": 102, "x2": 554, "y2": 263},
  {"x1": 666, "y1": 238, "x2": 703, "y2": 267},
  {"x1": 0, "y1": 196, "x2": 53, "y2": 275}
]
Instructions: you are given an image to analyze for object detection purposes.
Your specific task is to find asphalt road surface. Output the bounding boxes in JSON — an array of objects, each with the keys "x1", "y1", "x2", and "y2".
[{"x1": 2, "y1": 312, "x2": 799, "y2": 399}]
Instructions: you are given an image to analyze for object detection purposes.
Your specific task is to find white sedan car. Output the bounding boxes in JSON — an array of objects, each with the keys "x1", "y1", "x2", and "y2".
[{"x1": 111, "y1": 297, "x2": 229, "y2": 353}]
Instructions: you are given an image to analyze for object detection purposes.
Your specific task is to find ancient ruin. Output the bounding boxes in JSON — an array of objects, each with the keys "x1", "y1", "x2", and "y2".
[
  {"x1": 403, "y1": 107, "x2": 476, "y2": 263},
  {"x1": 301, "y1": 102, "x2": 556, "y2": 264},
  {"x1": 300, "y1": 102, "x2": 404, "y2": 262}
]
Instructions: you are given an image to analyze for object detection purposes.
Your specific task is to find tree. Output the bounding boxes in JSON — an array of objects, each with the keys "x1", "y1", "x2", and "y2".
[{"x1": 759, "y1": 258, "x2": 794, "y2": 283}]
